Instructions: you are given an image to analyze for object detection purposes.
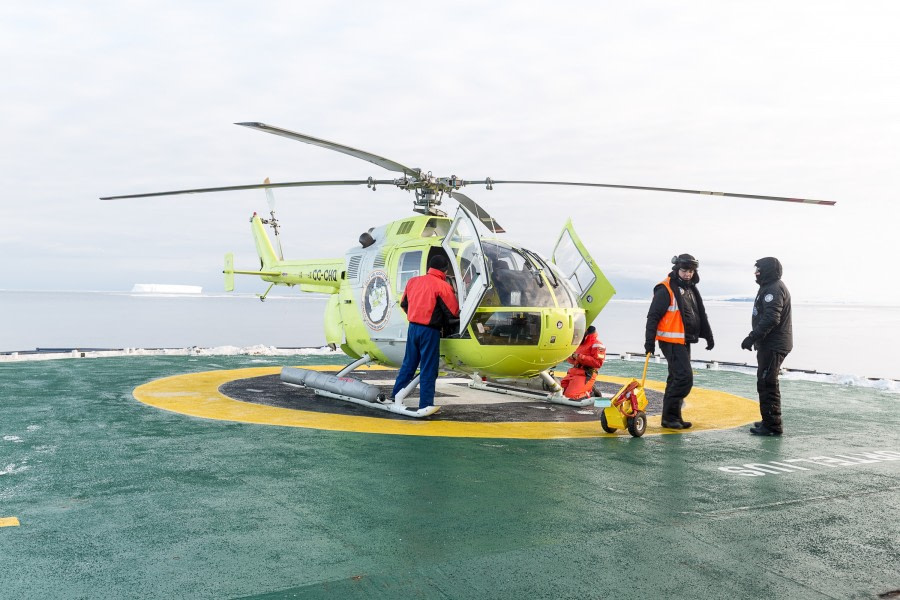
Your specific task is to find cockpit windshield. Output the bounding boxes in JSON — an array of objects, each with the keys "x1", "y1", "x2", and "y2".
[
  {"x1": 480, "y1": 241, "x2": 557, "y2": 308},
  {"x1": 544, "y1": 261, "x2": 579, "y2": 308}
]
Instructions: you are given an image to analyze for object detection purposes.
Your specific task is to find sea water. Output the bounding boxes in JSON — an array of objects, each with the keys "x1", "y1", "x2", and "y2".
[
  {"x1": 2, "y1": 290, "x2": 899, "y2": 381},
  {"x1": 0, "y1": 291, "x2": 325, "y2": 350},
  {"x1": 593, "y1": 299, "x2": 900, "y2": 381}
]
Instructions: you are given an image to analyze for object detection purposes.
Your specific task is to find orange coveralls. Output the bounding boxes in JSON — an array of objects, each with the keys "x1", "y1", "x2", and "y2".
[{"x1": 560, "y1": 330, "x2": 606, "y2": 399}]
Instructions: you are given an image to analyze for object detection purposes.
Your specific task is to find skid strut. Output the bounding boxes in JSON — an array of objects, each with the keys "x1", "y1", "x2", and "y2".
[
  {"x1": 467, "y1": 370, "x2": 594, "y2": 407},
  {"x1": 280, "y1": 354, "x2": 439, "y2": 418}
]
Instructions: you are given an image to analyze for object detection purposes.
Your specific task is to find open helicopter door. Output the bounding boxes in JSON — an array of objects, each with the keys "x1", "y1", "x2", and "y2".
[
  {"x1": 442, "y1": 206, "x2": 490, "y2": 337},
  {"x1": 551, "y1": 218, "x2": 616, "y2": 325}
]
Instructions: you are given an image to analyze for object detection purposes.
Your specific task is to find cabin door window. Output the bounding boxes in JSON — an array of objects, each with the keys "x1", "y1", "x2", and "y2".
[
  {"x1": 551, "y1": 218, "x2": 616, "y2": 325},
  {"x1": 397, "y1": 250, "x2": 422, "y2": 292},
  {"x1": 442, "y1": 207, "x2": 489, "y2": 336}
]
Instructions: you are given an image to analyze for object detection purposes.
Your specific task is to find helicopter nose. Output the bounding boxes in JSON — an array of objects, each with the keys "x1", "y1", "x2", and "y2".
[{"x1": 540, "y1": 309, "x2": 575, "y2": 349}]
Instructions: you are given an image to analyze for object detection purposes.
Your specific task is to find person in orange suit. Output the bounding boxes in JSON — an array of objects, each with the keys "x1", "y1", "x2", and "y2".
[{"x1": 560, "y1": 325, "x2": 606, "y2": 400}]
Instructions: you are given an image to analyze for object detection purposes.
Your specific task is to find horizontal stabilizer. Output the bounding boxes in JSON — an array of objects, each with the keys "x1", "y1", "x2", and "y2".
[{"x1": 224, "y1": 253, "x2": 235, "y2": 292}]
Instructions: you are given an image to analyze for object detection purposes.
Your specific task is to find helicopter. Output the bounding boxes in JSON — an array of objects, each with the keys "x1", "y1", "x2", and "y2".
[{"x1": 102, "y1": 122, "x2": 834, "y2": 418}]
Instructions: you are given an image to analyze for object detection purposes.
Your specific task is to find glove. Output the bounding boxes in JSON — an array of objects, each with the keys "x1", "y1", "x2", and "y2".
[
  {"x1": 741, "y1": 336, "x2": 754, "y2": 351},
  {"x1": 706, "y1": 339, "x2": 715, "y2": 351},
  {"x1": 644, "y1": 342, "x2": 655, "y2": 355}
]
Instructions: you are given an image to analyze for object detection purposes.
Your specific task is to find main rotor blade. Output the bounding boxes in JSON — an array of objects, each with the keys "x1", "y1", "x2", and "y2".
[
  {"x1": 450, "y1": 191, "x2": 505, "y2": 234},
  {"x1": 236, "y1": 122, "x2": 421, "y2": 178},
  {"x1": 100, "y1": 179, "x2": 392, "y2": 200},
  {"x1": 483, "y1": 180, "x2": 836, "y2": 206}
]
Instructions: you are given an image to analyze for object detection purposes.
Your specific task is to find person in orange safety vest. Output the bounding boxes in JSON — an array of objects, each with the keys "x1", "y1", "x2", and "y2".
[
  {"x1": 644, "y1": 253, "x2": 714, "y2": 429},
  {"x1": 560, "y1": 325, "x2": 606, "y2": 400}
]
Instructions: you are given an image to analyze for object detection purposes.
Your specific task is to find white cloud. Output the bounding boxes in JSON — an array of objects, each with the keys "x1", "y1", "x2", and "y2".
[{"x1": 2, "y1": 0, "x2": 898, "y2": 303}]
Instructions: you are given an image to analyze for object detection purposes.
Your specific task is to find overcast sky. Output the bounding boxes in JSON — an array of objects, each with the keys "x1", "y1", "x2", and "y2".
[{"x1": 2, "y1": 1, "x2": 898, "y2": 303}]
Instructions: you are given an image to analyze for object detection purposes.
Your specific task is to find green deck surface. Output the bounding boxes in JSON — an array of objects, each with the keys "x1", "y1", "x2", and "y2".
[{"x1": 1, "y1": 355, "x2": 898, "y2": 599}]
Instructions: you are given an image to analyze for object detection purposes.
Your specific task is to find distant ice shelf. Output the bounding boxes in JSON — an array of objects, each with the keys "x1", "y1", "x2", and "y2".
[{"x1": 131, "y1": 284, "x2": 202, "y2": 294}]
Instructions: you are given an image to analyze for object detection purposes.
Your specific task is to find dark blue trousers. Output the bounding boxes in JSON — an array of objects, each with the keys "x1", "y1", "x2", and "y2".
[{"x1": 392, "y1": 322, "x2": 441, "y2": 409}]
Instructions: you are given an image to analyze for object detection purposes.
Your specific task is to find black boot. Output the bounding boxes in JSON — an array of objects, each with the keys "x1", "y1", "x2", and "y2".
[{"x1": 749, "y1": 423, "x2": 782, "y2": 436}]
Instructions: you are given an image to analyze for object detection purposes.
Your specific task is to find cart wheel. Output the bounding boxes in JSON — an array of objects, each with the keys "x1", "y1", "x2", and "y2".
[
  {"x1": 627, "y1": 411, "x2": 647, "y2": 437},
  {"x1": 600, "y1": 411, "x2": 616, "y2": 433}
]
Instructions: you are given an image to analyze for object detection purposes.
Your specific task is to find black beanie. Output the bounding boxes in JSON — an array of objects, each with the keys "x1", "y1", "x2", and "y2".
[{"x1": 429, "y1": 255, "x2": 449, "y2": 271}]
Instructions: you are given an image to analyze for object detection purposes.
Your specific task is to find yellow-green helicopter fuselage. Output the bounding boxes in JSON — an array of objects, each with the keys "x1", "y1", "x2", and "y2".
[{"x1": 227, "y1": 209, "x2": 615, "y2": 379}]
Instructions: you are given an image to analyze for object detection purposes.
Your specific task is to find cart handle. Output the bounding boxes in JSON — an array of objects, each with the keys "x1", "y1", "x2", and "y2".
[{"x1": 641, "y1": 352, "x2": 651, "y2": 387}]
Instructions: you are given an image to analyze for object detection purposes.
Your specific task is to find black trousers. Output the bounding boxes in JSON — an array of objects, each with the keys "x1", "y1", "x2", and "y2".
[
  {"x1": 757, "y1": 347, "x2": 788, "y2": 432},
  {"x1": 659, "y1": 341, "x2": 692, "y2": 423}
]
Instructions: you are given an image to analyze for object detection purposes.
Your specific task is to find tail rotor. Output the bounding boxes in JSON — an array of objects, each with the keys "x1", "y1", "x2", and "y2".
[{"x1": 262, "y1": 177, "x2": 284, "y2": 260}]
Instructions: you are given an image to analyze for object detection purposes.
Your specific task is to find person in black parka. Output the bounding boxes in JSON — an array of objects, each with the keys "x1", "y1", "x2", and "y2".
[{"x1": 741, "y1": 257, "x2": 793, "y2": 436}]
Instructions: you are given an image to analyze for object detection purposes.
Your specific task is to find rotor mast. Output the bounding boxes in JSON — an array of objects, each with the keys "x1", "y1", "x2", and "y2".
[{"x1": 407, "y1": 174, "x2": 467, "y2": 217}]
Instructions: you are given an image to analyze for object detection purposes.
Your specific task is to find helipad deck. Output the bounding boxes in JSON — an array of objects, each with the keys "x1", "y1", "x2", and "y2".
[{"x1": 1, "y1": 354, "x2": 898, "y2": 599}]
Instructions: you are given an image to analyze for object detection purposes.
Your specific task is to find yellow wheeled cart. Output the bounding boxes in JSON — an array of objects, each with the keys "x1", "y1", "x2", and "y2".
[{"x1": 596, "y1": 353, "x2": 651, "y2": 437}]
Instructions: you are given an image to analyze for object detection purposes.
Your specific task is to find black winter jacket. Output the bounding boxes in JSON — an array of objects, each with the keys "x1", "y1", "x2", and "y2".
[
  {"x1": 749, "y1": 257, "x2": 793, "y2": 353},
  {"x1": 645, "y1": 270, "x2": 714, "y2": 347}
]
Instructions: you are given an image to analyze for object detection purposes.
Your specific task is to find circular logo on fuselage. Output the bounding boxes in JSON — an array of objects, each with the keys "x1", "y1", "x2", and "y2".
[{"x1": 362, "y1": 270, "x2": 392, "y2": 331}]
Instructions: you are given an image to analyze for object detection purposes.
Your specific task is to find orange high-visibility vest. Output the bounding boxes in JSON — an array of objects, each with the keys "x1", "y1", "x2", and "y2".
[{"x1": 655, "y1": 279, "x2": 685, "y2": 344}]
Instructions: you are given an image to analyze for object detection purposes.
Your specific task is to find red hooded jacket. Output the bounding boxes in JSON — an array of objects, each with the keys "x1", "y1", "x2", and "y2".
[
  {"x1": 567, "y1": 331, "x2": 606, "y2": 369},
  {"x1": 400, "y1": 268, "x2": 460, "y2": 330}
]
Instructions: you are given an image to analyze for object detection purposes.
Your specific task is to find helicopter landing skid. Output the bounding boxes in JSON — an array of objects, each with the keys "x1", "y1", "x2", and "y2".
[
  {"x1": 281, "y1": 383, "x2": 440, "y2": 418},
  {"x1": 546, "y1": 394, "x2": 594, "y2": 408},
  {"x1": 467, "y1": 373, "x2": 594, "y2": 407},
  {"x1": 314, "y1": 388, "x2": 440, "y2": 418},
  {"x1": 281, "y1": 359, "x2": 440, "y2": 418}
]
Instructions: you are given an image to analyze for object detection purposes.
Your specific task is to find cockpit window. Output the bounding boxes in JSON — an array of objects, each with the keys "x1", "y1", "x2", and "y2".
[
  {"x1": 470, "y1": 311, "x2": 542, "y2": 345},
  {"x1": 554, "y1": 229, "x2": 596, "y2": 296},
  {"x1": 481, "y1": 241, "x2": 555, "y2": 308},
  {"x1": 545, "y1": 261, "x2": 578, "y2": 308},
  {"x1": 422, "y1": 217, "x2": 450, "y2": 238}
]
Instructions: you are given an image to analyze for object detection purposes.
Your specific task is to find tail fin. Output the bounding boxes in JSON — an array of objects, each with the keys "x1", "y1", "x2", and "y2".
[{"x1": 250, "y1": 214, "x2": 279, "y2": 270}]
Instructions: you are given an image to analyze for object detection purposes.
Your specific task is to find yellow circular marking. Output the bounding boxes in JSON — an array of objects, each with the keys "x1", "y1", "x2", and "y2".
[{"x1": 133, "y1": 366, "x2": 759, "y2": 439}]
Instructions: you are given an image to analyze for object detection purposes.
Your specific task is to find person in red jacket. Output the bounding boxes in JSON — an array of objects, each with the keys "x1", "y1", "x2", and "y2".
[
  {"x1": 560, "y1": 325, "x2": 606, "y2": 400},
  {"x1": 391, "y1": 254, "x2": 460, "y2": 410}
]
